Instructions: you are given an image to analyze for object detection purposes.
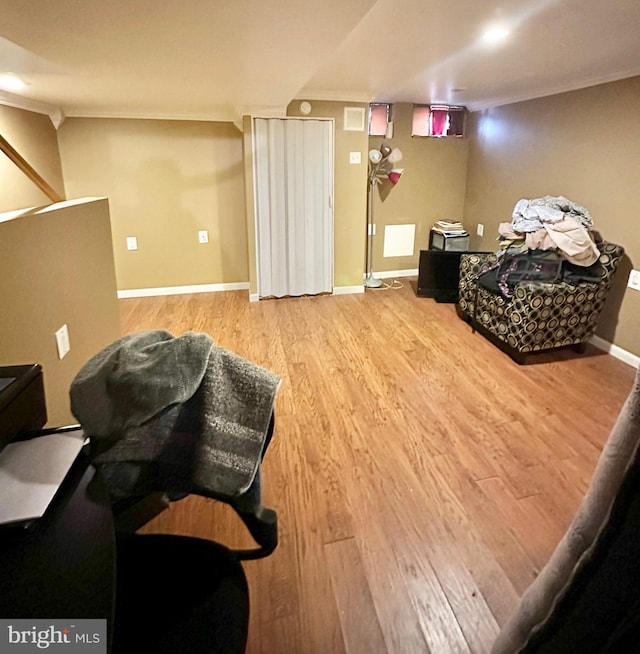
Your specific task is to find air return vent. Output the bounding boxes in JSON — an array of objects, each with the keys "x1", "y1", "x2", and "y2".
[{"x1": 343, "y1": 107, "x2": 365, "y2": 132}]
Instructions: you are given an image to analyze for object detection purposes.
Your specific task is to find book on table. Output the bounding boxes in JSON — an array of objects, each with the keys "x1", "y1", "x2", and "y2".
[{"x1": 432, "y1": 220, "x2": 467, "y2": 236}]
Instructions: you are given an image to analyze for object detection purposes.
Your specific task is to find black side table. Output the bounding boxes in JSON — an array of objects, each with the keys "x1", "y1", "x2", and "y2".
[
  {"x1": 417, "y1": 249, "x2": 467, "y2": 302},
  {"x1": 417, "y1": 249, "x2": 491, "y2": 303}
]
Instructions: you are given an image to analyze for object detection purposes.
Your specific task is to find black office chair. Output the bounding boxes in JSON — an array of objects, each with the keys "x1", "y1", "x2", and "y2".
[
  {"x1": 107, "y1": 415, "x2": 278, "y2": 654},
  {"x1": 69, "y1": 331, "x2": 280, "y2": 653},
  {"x1": 112, "y1": 533, "x2": 250, "y2": 654}
]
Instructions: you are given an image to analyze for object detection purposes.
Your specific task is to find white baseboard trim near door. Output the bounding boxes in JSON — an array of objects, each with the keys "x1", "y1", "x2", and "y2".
[
  {"x1": 250, "y1": 287, "x2": 363, "y2": 300},
  {"x1": 117, "y1": 282, "x2": 250, "y2": 299},
  {"x1": 376, "y1": 268, "x2": 419, "y2": 279},
  {"x1": 589, "y1": 334, "x2": 640, "y2": 369},
  {"x1": 333, "y1": 285, "x2": 365, "y2": 295}
]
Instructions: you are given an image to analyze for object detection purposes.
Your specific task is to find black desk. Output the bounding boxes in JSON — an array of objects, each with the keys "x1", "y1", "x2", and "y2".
[{"x1": 0, "y1": 451, "x2": 115, "y2": 645}]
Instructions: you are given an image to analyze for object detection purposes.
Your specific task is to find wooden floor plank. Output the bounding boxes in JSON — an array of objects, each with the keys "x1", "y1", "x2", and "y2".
[
  {"x1": 476, "y1": 477, "x2": 564, "y2": 572},
  {"x1": 368, "y1": 426, "x2": 501, "y2": 653},
  {"x1": 399, "y1": 552, "x2": 473, "y2": 654},
  {"x1": 325, "y1": 537, "x2": 389, "y2": 654},
  {"x1": 429, "y1": 453, "x2": 525, "y2": 625},
  {"x1": 116, "y1": 283, "x2": 637, "y2": 653}
]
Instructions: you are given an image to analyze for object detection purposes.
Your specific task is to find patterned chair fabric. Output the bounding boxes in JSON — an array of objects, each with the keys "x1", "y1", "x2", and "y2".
[{"x1": 457, "y1": 241, "x2": 624, "y2": 363}]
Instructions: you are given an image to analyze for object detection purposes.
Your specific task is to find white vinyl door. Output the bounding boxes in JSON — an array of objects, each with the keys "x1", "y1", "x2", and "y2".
[{"x1": 253, "y1": 117, "x2": 333, "y2": 298}]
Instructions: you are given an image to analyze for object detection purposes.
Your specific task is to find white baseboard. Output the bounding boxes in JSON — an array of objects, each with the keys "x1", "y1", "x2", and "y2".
[
  {"x1": 250, "y1": 286, "x2": 364, "y2": 301},
  {"x1": 375, "y1": 268, "x2": 418, "y2": 279},
  {"x1": 590, "y1": 335, "x2": 640, "y2": 369},
  {"x1": 117, "y1": 282, "x2": 250, "y2": 299},
  {"x1": 333, "y1": 285, "x2": 365, "y2": 295}
]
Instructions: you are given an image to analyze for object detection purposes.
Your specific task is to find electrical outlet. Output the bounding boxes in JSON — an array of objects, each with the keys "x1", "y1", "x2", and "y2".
[
  {"x1": 198, "y1": 230, "x2": 209, "y2": 244},
  {"x1": 628, "y1": 269, "x2": 640, "y2": 291},
  {"x1": 476, "y1": 223, "x2": 484, "y2": 237},
  {"x1": 349, "y1": 151, "x2": 361, "y2": 164},
  {"x1": 55, "y1": 324, "x2": 70, "y2": 360},
  {"x1": 126, "y1": 236, "x2": 138, "y2": 251}
]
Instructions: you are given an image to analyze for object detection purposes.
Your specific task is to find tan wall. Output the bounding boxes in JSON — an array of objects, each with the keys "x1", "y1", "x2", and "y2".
[
  {"x1": 0, "y1": 198, "x2": 121, "y2": 426},
  {"x1": 57, "y1": 118, "x2": 248, "y2": 291},
  {"x1": 0, "y1": 105, "x2": 65, "y2": 212},
  {"x1": 368, "y1": 103, "x2": 469, "y2": 273},
  {"x1": 287, "y1": 100, "x2": 369, "y2": 287},
  {"x1": 463, "y1": 76, "x2": 640, "y2": 356}
]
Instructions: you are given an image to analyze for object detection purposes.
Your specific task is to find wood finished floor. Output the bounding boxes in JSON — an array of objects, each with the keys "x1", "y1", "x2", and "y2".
[{"x1": 119, "y1": 281, "x2": 636, "y2": 654}]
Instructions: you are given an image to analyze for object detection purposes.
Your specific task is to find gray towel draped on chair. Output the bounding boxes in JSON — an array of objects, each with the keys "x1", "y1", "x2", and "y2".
[{"x1": 69, "y1": 329, "x2": 281, "y2": 506}]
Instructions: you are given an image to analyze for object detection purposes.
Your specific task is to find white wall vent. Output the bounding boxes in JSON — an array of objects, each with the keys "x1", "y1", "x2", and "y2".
[{"x1": 343, "y1": 107, "x2": 365, "y2": 132}]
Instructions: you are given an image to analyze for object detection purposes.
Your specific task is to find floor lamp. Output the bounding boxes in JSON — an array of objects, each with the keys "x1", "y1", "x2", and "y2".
[{"x1": 365, "y1": 144, "x2": 404, "y2": 288}]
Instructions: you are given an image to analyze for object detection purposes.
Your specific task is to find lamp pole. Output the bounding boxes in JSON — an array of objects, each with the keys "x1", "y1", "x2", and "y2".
[
  {"x1": 364, "y1": 170, "x2": 383, "y2": 288},
  {"x1": 364, "y1": 145, "x2": 403, "y2": 290}
]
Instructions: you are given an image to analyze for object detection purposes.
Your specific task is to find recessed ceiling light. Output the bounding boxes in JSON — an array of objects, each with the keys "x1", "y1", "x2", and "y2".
[
  {"x1": 0, "y1": 73, "x2": 27, "y2": 92},
  {"x1": 482, "y1": 26, "x2": 510, "y2": 44}
]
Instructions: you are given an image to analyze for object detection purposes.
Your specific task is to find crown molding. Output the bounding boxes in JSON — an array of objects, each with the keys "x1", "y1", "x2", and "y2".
[
  {"x1": 0, "y1": 90, "x2": 65, "y2": 128},
  {"x1": 468, "y1": 69, "x2": 640, "y2": 112}
]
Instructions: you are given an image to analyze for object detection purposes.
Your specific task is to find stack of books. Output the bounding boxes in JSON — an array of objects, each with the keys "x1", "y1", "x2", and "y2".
[{"x1": 431, "y1": 220, "x2": 468, "y2": 236}]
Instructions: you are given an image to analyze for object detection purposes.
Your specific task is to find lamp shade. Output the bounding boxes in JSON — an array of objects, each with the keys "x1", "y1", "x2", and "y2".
[
  {"x1": 388, "y1": 148, "x2": 403, "y2": 163},
  {"x1": 368, "y1": 149, "x2": 382, "y2": 164},
  {"x1": 379, "y1": 143, "x2": 392, "y2": 158},
  {"x1": 388, "y1": 168, "x2": 404, "y2": 185}
]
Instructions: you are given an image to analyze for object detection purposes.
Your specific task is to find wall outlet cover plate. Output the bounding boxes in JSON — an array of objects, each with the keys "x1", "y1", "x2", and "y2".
[{"x1": 628, "y1": 269, "x2": 640, "y2": 291}]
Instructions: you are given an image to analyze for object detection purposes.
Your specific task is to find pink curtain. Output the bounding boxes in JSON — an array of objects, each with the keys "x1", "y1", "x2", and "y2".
[
  {"x1": 369, "y1": 104, "x2": 388, "y2": 136},
  {"x1": 411, "y1": 105, "x2": 430, "y2": 136},
  {"x1": 430, "y1": 109, "x2": 449, "y2": 136}
]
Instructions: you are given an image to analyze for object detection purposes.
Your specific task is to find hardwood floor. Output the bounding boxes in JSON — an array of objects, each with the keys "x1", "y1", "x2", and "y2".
[{"x1": 119, "y1": 282, "x2": 636, "y2": 654}]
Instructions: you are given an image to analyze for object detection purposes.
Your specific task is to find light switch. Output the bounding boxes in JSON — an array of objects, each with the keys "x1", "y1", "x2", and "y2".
[
  {"x1": 55, "y1": 324, "x2": 70, "y2": 359},
  {"x1": 349, "y1": 151, "x2": 361, "y2": 164}
]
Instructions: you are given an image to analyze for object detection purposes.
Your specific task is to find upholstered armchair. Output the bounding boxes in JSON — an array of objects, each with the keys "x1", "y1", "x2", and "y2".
[{"x1": 457, "y1": 241, "x2": 624, "y2": 364}]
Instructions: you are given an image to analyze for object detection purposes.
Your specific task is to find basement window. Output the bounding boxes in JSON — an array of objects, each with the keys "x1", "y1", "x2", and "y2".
[
  {"x1": 412, "y1": 104, "x2": 466, "y2": 138},
  {"x1": 368, "y1": 103, "x2": 390, "y2": 136}
]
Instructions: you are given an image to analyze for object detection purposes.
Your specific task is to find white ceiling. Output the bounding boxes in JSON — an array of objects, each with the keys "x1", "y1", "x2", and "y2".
[{"x1": 1, "y1": 0, "x2": 639, "y2": 124}]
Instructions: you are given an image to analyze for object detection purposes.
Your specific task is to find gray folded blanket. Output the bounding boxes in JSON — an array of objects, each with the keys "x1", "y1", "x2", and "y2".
[{"x1": 70, "y1": 330, "x2": 281, "y2": 503}]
